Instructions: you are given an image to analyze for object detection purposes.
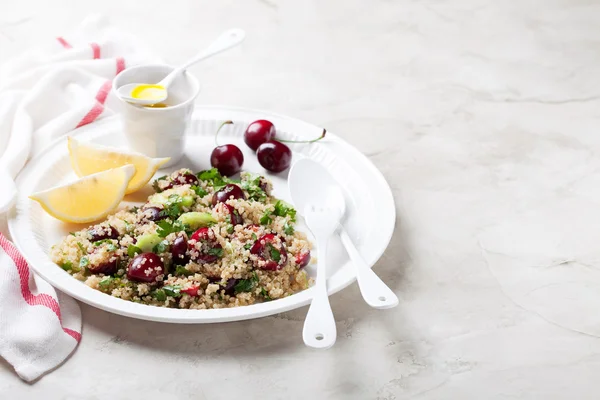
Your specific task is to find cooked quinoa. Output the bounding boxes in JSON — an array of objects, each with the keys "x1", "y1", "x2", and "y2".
[{"x1": 50, "y1": 168, "x2": 313, "y2": 309}]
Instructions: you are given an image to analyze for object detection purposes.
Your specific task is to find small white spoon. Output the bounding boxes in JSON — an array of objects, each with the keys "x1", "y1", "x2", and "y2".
[
  {"x1": 289, "y1": 158, "x2": 399, "y2": 310},
  {"x1": 117, "y1": 28, "x2": 246, "y2": 106}
]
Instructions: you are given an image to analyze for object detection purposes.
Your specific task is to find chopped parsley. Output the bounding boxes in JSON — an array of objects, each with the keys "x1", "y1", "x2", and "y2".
[
  {"x1": 152, "y1": 240, "x2": 169, "y2": 254},
  {"x1": 283, "y1": 221, "x2": 294, "y2": 236},
  {"x1": 127, "y1": 245, "x2": 142, "y2": 257},
  {"x1": 244, "y1": 242, "x2": 253, "y2": 250},
  {"x1": 99, "y1": 276, "x2": 115, "y2": 289},
  {"x1": 240, "y1": 173, "x2": 266, "y2": 201},
  {"x1": 152, "y1": 175, "x2": 168, "y2": 192},
  {"x1": 191, "y1": 185, "x2": 208, "y2": 197},
  {"x1": 60, "y1": 261, "x2": 73, "y2": 271},
  {"x1": 69, "y1": 232, "x2": 76, "y2": 236},
  {"x1": 260, "y1": 287, "x2": 271, "y2": 300},
  {"x1": 273, "y1": 200, "x2": 296, "y2": 222},
  {"x1": 206, "y1": 247, "x2": 224, "y2": 258},
  {"x1": 260, "y1": 210, "x2": 273, "y2": 226},
  {"x1": 156, "y1": 220, "x2": 187, "y2": 238},
  {"x1": 226, "y1": 224, "x2": 234, "y2": 234},
  {"x1": 234, "y1": 272, "x2": 259, "y2": 294},
  {"x1": 158, "y1": 194, "x2": 184, "y2": 219},
  {"x1": 266, "y1": 243, "x2": 281, "y2": 262},
  {"x1": 197, "y1": 168, "x2": 226, "y2": 189},
  {"x1": 251, "y1": 233, "x2": 258, "y2": 241},
  {"x1": 153, "y1": 289, "x2": 167, "y2": 301},
  {"x1": 93, "y1": 239, "x2": 117, "y2": 251},
  {"x1": 129, "y1": 206, "x2": 139, "y2": 213},
  {"x1": 175, "y1": 266, "x2": 192, "y2": 276},
  {"x1": 79, "y1": 256, "x2": 89, "y2": 268},
  {"x1": 76, "y1": 242, "x2": 86, "y2": 253},
  {"x1": 163, "y1": 285, "x2": 182, "y2": 298}
]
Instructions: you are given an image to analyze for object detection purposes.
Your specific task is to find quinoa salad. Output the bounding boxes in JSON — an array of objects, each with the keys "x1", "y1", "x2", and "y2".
[{"x1": 50, "y1": 168, "x2": 313, "y2": 309}]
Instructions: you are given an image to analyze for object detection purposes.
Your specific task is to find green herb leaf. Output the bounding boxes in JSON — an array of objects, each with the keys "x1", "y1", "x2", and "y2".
[
  {"x1": 197, "y1": 168, "x2": 226, "y2": 189},
  {"x1": 234, "y1": 273, "x2": 260, "y2": 294},
  {"x1": 79, "y1": 256, "x2": 89, "y2": 268},
  {"x1": 60, "y1": 261, "x2": 73, "y2": 271},
  {"x1": 153, "y1": 289, "x2": 167, "y2": 301},
  {"x1": 244, "y1": 242, "x2": 253, "y2": 250},
  {"x1": 283, "y1": 222, "x2": 294, "y2": 236},
  {"x1": 260, "y1": 211, "x2": 272, "y2": 226},
  {"x1": 260, "y1": 287, "x2": 271, "y2": 300},
  {"x1": 156, "y1": 220, "x2": 187, "y2": 238},
  {"x1": 76, "y1": 242, "x2": 86, "y2": 253},
  {"x1": 93, "y1": 239, "x2": 118, "y2": 251},
  {"x1": 266, "y1": 243, "x2": 281, "y2": 262},
  {"x1": 129, "y1": 206, "x2": 139, "y2": 213},
  {"x1": 158, "y1": 194, "x2": 184, "y2": 219},
  {"x1": 206, "y1": 247, "x2": 224, "y2": 258},
  {"x1": 152, "y1": 240, "x2": 169, "y2": 254},
  {"x1": 251, "y1": 233, "x2": 258, "y2": 241},
  {"x1": 99, "y1": 276, "x2": 114, "y2": 289},
  {"x1": 273, "y1": 200, "x2": 297, "y2": 222},
  {"x1": 191, "y1": 185, "x2": 208, "y2": 197},
  {"x1": 240, "y1": 173, "x2": 267, "y2": 202},
  {"x1": 69, "y1": 232, "x2": 76, "y2": 236},
  {"x1": 152, "y1": 175, "x2": 168, "y2": 192},
  {"x1": 226, "y1": 224, "x2": 234, "y2": 234},
  {"x1": 162, "y1": 285, "x2": 182, "y2": 297},
  {"x1": 175, "y1": 266, "x2": 193, "y2": 276},
  {"x1": 127, "y1": 245, "x2": 142, "y2": 257}
]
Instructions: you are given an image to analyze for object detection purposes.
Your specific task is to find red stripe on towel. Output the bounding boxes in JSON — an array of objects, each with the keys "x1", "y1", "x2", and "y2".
[
  {"x1": 0, "y1": 233, "x2": 81, "y2": 342},
  {"x1": 56, "y1": 37, "x2": 72, "y2": 49},
  {"x1": 89, "y1": 42, "x2": 101, "y2": 59}
]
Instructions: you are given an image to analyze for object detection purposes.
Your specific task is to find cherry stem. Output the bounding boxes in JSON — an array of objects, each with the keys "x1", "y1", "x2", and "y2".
[
  {"x1": 278, "y1": 129, "x2": 326, "y2": 144},
  {"x1": 215, "y1": 120, "x2": 234, "y2": 146}
]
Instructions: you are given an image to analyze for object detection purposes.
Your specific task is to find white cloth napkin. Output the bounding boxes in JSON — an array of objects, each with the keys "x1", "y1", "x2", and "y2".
[{"x1": 0, "y1": 15, "x2": 158, "y2": 382}]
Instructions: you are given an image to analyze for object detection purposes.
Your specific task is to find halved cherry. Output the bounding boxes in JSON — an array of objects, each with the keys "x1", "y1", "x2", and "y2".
[
  {"x1": 295, "y1": 252, "x2": 311, "y2": 269},
  {"x1": 250, "y1": 234, "x2": 288, "y2": 270},
  {"x1": 225, "y1": 204, "x2": 243, "y2": 225},
  {"x1": 222, "y1": 278, "x2": 239, "y2": 296},
  {"x1": 163, "y1": 170, "x2": 199, "y2": 190},
  {"x1": 88, "y1": 225, "x2": 119, "y2": 241},
  {"x1": 212, "y1": 184, "x2": 246, "y2": 205},
  {"x1": 181, "y1": 285, "x2": 199, "y2": 296},
  {"x1": 189, "y1": 227, "x2": 223, "y2": 264},
  {"x1": 127, "y1": 252, "x2": 165, "y2": 282}
]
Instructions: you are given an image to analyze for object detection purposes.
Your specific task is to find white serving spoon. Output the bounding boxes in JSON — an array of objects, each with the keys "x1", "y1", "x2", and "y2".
[
  {"x1": 117, "y1": 28, "x2": 246, "y2": 106},
  {"x1": 289, "y1": 158, "x2": 399, "y2": 310}
]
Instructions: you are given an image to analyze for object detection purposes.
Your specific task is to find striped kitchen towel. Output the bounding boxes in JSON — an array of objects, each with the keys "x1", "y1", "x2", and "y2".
[{"x1": 0, "y1": 14, "x2": 157, "y2": 382}]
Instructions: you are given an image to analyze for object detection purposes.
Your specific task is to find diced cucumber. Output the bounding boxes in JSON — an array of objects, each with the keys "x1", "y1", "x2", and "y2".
[
  {"x1": 177, "y1": 212, "x2": 216, "y2": 229},
  {"x1": 181, "y1": 196, "x2": 194, "y2": 207},
  {"x1": 136, "y1": 233, "x2": 163, "y2": 252}
]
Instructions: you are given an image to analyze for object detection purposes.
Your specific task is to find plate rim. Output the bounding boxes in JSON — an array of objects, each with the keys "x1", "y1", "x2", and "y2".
[{"x1": 7, "y1": 105, "x2": 396, "y2": 323}]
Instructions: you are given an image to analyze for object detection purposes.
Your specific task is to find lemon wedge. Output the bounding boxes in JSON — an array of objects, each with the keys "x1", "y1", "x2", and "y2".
[
  {"x1": 68, "y1": 137, "x2": 169, "y2": 194},
  {"x1": 29, "y1": 165, "x2": 135, "y2": 223}
]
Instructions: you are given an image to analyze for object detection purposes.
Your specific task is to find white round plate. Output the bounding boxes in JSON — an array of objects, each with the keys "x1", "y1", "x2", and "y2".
[{"x1": 8, "y1": 106, "x2": 395, "y2": 323}]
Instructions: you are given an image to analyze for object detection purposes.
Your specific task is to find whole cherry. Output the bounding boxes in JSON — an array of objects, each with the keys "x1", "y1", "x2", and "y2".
[
  {"x1": 244, "y1": 120, "x2": 276, "y2": 151},
  {"x1": 210, "y1": 120, "x2": 244, "y2": 176}
]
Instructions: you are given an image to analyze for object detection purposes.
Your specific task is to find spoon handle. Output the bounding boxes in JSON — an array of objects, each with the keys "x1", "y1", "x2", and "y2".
[
  {"x1": 339, "y1": 228, "x2": 399, "y2": 309},
  {"x1": 159, "y1": 29, "x2": 246, "y2": 88},
  {"x1": 302, "y1": 234, "x2": 336, "y2": 349}
]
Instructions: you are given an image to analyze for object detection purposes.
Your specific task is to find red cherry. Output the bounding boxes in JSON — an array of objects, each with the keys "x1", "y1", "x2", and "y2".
[
  {"x1": 244, "y1": 120, "x2": 276, "y2": 151},
  {"x1": 250, "y1": 234, "x2": 288, "y2": 270},
  {"x1": 256, "y1": 141, "x2": 292, "y2": 173},
  {"x1": 212, "y1": 184, "x2": 246, "y2": 205},
  {"x1": 189, "y1": 227, "x2": 223, "y2": 264},
  {"x1": 181, "y1": 286, "x2": 199, "y2": 296},
  {"x1": 127, "y1": 253, "x2": 165, "y2": 282},
  {"x1": 295, "y1": 252, "x2": 311, "y2": 269},
  {"x1": 210, "y1": 144, "x2": 244, "y2": 177}
]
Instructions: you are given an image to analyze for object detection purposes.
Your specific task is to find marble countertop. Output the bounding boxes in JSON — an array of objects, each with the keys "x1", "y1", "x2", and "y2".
[{"x1": 2, "y1": 0, "x2": 600, "y2": 398}]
